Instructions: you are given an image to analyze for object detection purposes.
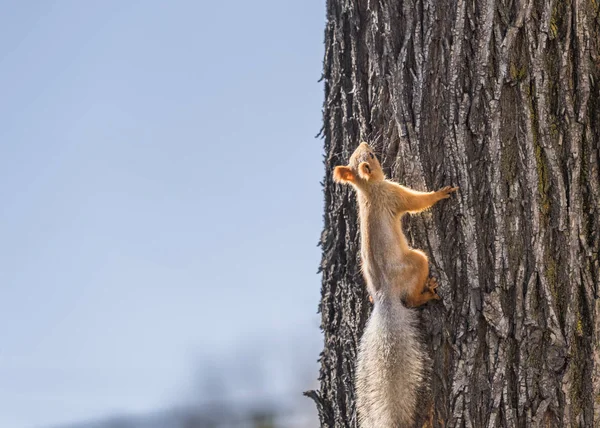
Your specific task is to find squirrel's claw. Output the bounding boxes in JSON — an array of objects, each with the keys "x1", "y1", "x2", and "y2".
[
  {"x1": 438, "y1": 186, "x2": 459, "y2": 199},
  {"x1": 426, "y1": 277, "x2": 441, "y2": 300}
]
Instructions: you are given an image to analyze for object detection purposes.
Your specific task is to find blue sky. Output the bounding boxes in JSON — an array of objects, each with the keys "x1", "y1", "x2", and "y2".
[{"x1": 0, "y1": 1, "x2": 325, "y2": 427}]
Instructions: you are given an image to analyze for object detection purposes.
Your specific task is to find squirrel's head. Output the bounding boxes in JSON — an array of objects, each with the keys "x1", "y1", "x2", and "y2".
[{"x1": 333, "y1": 142, "x2": 385, "y2": 185}]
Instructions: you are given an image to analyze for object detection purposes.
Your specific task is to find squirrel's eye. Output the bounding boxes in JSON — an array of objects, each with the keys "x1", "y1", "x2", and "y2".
[{"x1": 369, "y1": 153, "x2": 375, "y2": 159}]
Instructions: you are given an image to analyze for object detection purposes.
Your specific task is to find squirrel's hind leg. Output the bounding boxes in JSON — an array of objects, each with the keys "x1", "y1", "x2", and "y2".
[{"x1": 403, "y1": 249, "x2": 440, "y2": 307}]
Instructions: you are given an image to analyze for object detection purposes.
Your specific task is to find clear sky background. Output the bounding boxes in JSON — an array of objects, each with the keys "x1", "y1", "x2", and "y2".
[{"x1": 0, "y1": 1, "x2": 325, "y2": 427}]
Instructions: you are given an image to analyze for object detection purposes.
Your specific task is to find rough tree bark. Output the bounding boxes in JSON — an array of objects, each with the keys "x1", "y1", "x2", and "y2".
[{"x1": 307, "y1": 0, "x2": 600, "y2": 426}]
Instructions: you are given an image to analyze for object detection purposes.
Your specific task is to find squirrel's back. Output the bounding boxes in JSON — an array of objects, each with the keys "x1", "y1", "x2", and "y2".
[{"x1": 356, "y1": 299, "x2": 425, "y2": 427}]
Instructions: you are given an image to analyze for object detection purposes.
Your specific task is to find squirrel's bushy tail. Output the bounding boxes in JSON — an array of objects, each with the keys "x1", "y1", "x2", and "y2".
[{"x1": 356, "y1": 299, "x2": 425, "y2": 428}]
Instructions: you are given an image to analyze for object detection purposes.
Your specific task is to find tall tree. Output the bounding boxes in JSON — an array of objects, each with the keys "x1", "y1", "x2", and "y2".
[{"x1": 307, "y1": 0, "x2": 600, "y2": 426}]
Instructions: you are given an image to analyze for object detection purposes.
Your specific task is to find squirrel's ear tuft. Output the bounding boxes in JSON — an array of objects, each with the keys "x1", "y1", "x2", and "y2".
[{"x1": 333, "y1": 166, "x2": 355, "y2": 183}]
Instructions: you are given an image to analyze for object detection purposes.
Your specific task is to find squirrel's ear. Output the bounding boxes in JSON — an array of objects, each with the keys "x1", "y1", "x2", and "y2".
[
  {"x1": 333, "y1": 166, "x2": 356, "y2": 183},
  {"x1": 358, "y1": 162, "x2": 372, "y2": 180}
]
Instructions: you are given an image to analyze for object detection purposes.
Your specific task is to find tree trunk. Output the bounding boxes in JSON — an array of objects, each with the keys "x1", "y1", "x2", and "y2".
[{"x1": 307, "y1": 0, "x2": 600, "y2": 426}]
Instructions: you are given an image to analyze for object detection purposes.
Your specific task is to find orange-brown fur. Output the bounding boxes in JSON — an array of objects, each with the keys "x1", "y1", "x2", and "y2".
[{"x1": 333, "y1": 142, "x2": 457, "y2": 307}]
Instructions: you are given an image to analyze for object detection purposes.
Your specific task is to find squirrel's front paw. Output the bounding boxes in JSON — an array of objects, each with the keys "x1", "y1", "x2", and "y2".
[{"x1": 437, "y1": 186, "x2": 459, "y2": 199}]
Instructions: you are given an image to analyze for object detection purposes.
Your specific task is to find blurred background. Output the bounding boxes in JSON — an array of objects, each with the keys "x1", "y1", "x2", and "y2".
[{"x1": 0, "y1": 1, "x2": 324, "y2": 427}]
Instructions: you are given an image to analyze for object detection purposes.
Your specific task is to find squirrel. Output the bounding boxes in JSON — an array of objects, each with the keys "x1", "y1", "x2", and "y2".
[{"x1": 333, "y1": 142, "x2": 457, "y2": 427}]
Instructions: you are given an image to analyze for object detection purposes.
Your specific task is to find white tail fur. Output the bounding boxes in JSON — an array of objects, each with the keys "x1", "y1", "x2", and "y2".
[{"x1": 356, "y1": 299, "x2": 425, "y2": 427}]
